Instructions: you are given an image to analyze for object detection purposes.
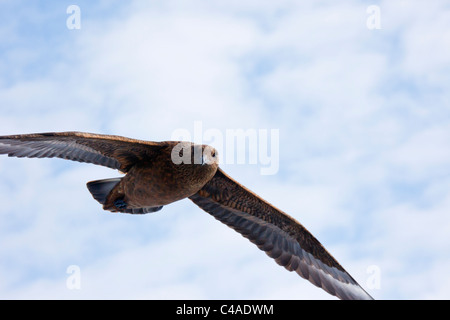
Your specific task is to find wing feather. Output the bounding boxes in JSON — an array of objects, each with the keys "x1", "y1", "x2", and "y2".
[
  {"x1": 189, "y1": 168, "x2": 373, "y2": 300},
  {"x1": 0, "y1": 132, "x2": 163, "y2": 172}
]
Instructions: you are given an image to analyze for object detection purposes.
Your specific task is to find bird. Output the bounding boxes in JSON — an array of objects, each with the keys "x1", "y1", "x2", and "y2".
[{"x1": 0, "y1": 131, "x2": 373, "y2": 300}]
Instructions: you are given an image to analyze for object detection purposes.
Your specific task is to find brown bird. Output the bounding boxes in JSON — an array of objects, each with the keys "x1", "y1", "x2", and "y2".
[{"x1": 0, "y1": 131, "x2": 373, "y2": 300}]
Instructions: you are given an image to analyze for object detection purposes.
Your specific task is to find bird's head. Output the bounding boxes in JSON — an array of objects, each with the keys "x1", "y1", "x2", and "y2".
[
  {"x1": 167, "y1": 141, "x2": 219, "y2": 186},
  {"x1": 169, "y1": 141, "x2": 219, "y2": 175}
]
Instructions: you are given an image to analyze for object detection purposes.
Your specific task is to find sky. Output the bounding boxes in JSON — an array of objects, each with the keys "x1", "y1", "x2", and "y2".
[{"x1": 0, "y1": 0, "x2": 450, "y2": 300}]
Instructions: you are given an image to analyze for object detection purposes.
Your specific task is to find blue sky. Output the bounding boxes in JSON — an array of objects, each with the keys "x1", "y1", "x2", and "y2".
[{"x1": 0, "y1": 0, "x2": 450, "y2": 299}]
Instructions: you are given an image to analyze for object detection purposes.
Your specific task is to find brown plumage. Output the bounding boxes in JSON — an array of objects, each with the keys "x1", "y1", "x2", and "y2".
[{"x1": 0, "y1": 131, "x2": 373, "y2": 300}]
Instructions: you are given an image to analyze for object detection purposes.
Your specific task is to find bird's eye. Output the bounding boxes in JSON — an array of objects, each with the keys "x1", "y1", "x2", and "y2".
[
  {"x1": 211, "y1": 150, "x2": 216, "y2": 157},
  {"x1": 179, "y1": 149, "x2": 183, "y2": 157}
]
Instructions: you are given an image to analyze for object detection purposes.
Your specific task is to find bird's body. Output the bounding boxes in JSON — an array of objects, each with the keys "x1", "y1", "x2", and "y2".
[
  {"x1": 90, "y1": 141, "x2": 219, "y2": 213},
  {"x1": 0, "y1": 131, "x2": 373, "y2": 300}
]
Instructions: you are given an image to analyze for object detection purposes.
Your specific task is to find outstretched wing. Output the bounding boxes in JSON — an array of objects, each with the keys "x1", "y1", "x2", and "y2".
[
  {"x1": 189, "y1": 168, "x2": 373, "y2": 300},
  {"x1": 0, "y1": 132, "x2": 163, "y2": 172}
]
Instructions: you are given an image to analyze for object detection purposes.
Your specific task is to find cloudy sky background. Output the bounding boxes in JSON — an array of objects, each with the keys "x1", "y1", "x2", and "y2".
[{"x1": 0, "y1": 0, "x2": 450, "y2": 299}]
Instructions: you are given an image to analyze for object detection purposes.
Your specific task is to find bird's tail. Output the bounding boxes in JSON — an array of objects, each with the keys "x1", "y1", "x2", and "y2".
[
  {"x1": 86, "y1": 178, "x2": 122, "y2": 205},
  {"x1": 86, "y1": 178, "x2": 164, "y2": 214}
]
